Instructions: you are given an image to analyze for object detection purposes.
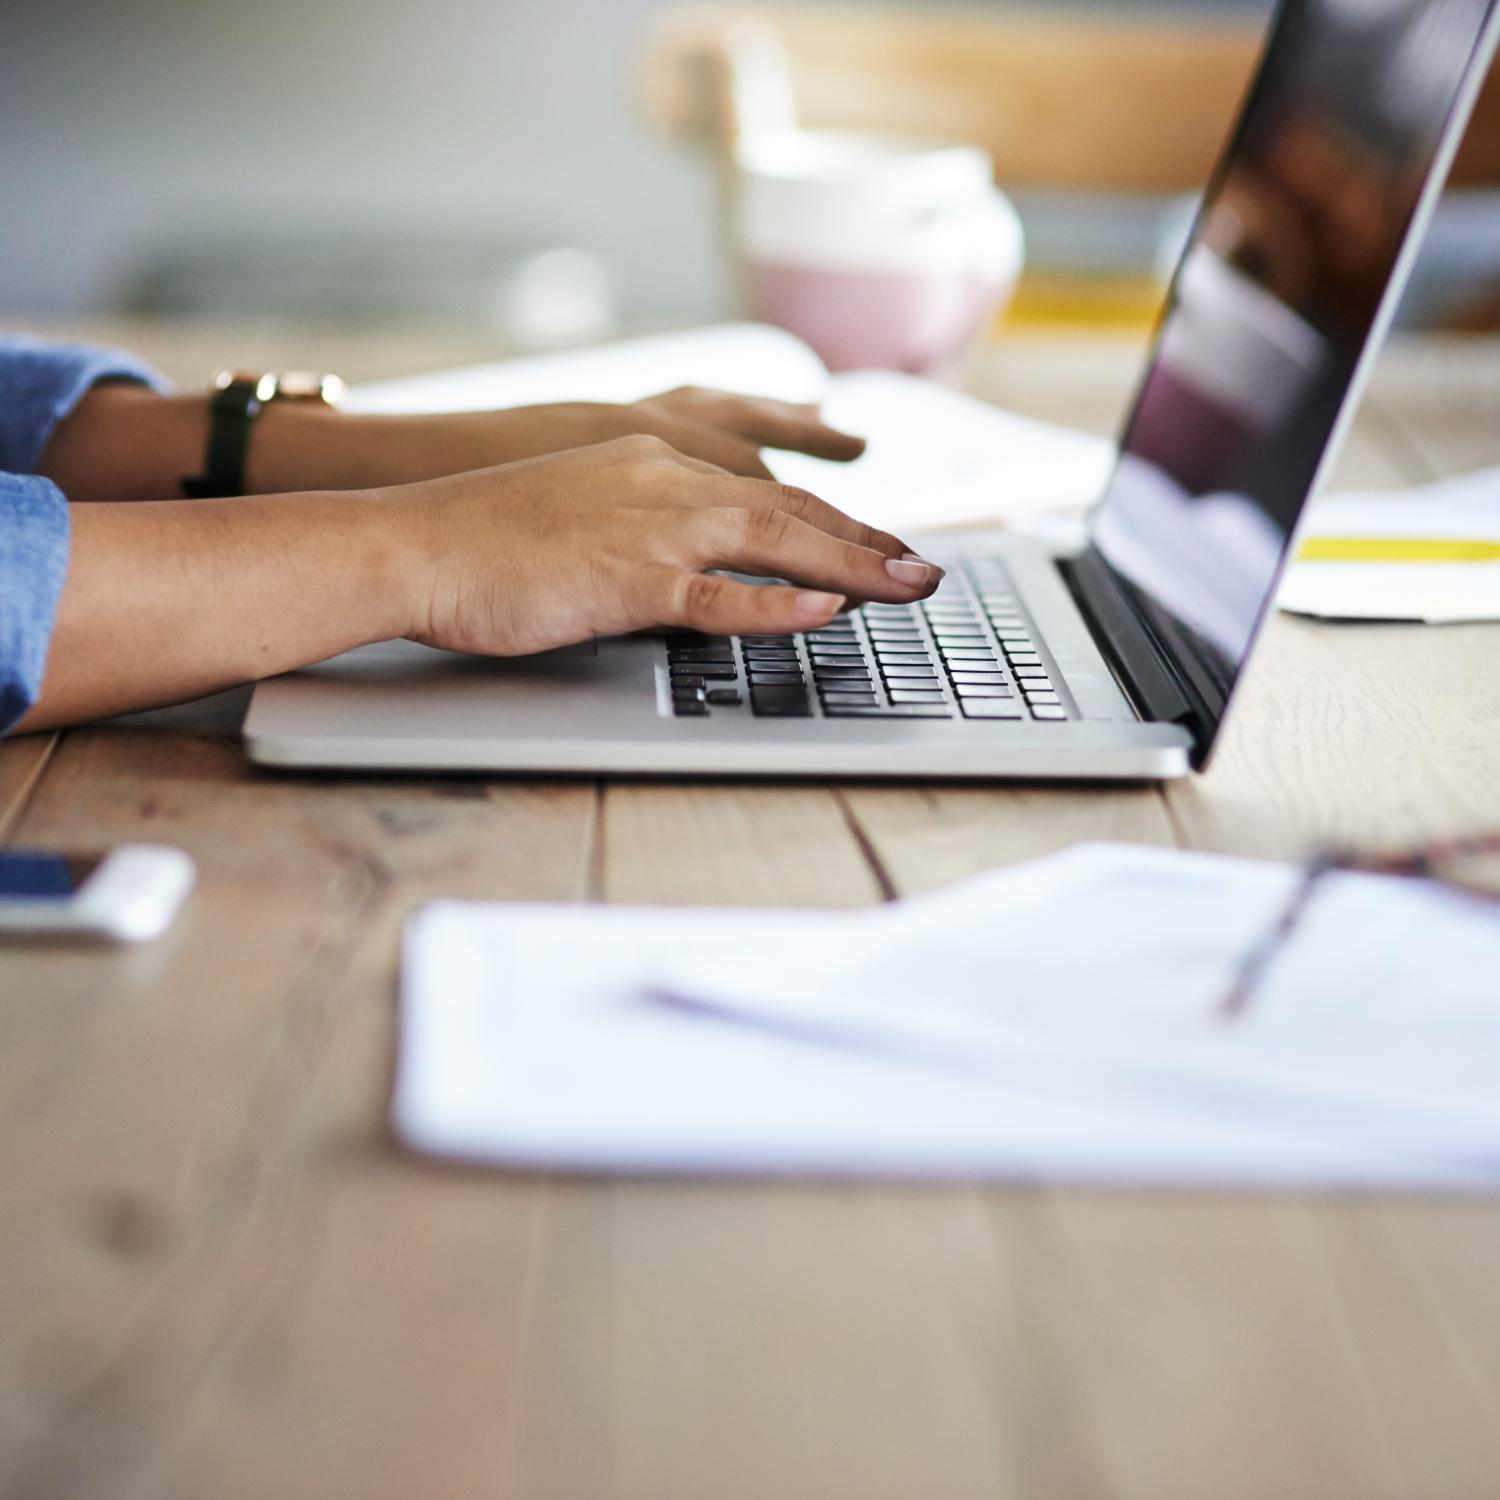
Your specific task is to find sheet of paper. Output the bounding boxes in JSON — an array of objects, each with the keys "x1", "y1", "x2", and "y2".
[
  {"x1": 347, "y1": 324, "x2": 1116, "y2": 535},
  {"x1": 768, "y1": 370, "x2": 1115, "y2": 533},
  {"x1": 395, "y1": 843, "x2": 1500, "y2": 1190},
  {"x1": 1279, "y1": 468, "x2": 1500, "y2": 622},
  {"x1": 345, "y1": 322, "x2": 831, "y2": 414}
]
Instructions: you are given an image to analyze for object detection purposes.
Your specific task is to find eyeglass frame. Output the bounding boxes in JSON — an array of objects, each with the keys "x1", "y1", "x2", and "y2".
[{"x1": 1219, "y1": 828, "x2": 1500, "y2": 1020}]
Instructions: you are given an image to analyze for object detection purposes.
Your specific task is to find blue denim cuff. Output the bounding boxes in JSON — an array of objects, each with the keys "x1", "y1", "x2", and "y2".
[
  {"x1": 0, "y1": 334, "x2": 169, "y2": 475},
  {"x1": 0, "y1": 472, "x2": 72, "y2": 734}
]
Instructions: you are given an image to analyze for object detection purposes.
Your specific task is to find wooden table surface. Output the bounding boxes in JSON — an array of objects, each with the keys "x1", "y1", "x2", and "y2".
[{"x1": 4, "y1": 321, "x2": 1500, "y2": 1500}]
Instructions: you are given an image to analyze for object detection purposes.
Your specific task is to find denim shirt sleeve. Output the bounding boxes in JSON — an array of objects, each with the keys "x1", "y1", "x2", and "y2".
[
  {"x1": 0, "y1": 474, "x2": 71, "y2": 732},
  {"x1": 0, "y1": 336, "x2": 169, "y2": 734},
  {"x1": 0, "y1": 334, "x2": 167, "y2": 474}
]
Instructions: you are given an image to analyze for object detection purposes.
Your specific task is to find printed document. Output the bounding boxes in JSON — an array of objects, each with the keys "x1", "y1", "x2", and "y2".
[{"x1": 396, "y1": 843, "x2": 1500, "y2": 1190}]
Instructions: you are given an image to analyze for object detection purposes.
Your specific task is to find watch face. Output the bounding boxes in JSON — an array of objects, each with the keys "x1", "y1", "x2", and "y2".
[{"x1": 276, "y1": 371, "x2": 346, "y2": 406}]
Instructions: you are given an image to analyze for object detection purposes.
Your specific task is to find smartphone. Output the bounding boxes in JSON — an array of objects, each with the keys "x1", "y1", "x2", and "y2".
[{"x1": 0, "y1": 845, "x2": 195, "y2": 942}]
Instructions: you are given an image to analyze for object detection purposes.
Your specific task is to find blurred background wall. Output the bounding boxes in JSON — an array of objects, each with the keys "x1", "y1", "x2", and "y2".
[{"x1": 0, "y1": 0, "x2": 1273, "y2": 329}]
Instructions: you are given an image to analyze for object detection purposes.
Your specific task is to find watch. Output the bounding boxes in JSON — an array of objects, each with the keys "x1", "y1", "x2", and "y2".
[{"x1": 180, "y1": 369, "x2": 346, "y2": 499}]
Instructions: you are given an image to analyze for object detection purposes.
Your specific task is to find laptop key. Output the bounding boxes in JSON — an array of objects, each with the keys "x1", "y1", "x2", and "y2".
[
  {"x1": 948, "y1": 671, "x2": 1008, "y2": 685},
  {"x1": 748, "y1": 670, "x2": 804, "y2": 686},
  {"x1": 960, "y1": 699, "x2": 1026, "y2": 719},
  {"x1": 705, "y1": 689, "x2": 743, "y2": 706},
  {"x1": 819, "y1": 692, "x2": 880, "y2": 707},
  {"x1": 824, "y1": 705, "x2": 953, "y2": 719},
  {"x1": 954, "y1": 684, "x2": 1013, "y2": 698},
  {"x1": 751, "y1": 685, "x2": 812, "y2": 717},
  {"x1": 673, "y1": 648, "x2": 736, "y2": 664},
  {"x1": 1030, "y1": 705, "x2": 1068, "y2": 720},
  {"x1": 890, "y1": 689, "x2": 947, "y2": 704},
  {"x1": 677, "y1": 665, "x2": 738, "y2": 681},
  {"x1": 881, "y1": 666, "x2": 939, "y2": 680}
]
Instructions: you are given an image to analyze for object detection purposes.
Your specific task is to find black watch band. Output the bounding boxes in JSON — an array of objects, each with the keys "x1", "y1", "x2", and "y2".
[{"x1": 180, "y1": 377, "x2": 263, "y2": 499}]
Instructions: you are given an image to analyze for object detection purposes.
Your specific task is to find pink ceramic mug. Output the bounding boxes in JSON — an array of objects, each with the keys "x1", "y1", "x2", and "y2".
[{"x1": 734, "y1": 130, "x2": 1024, "y2": 374}]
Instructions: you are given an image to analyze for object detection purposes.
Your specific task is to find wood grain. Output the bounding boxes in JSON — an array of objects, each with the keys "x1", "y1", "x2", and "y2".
[
  {"x1": 0, "y1": 723, "x2": 596, "y2": 1497},
  {"x1": 0, "y1": 734, "x2": 56, "y2": 843},
  {"x1": 641, "y1": 5, "x2": 1500, "y2": 194},
  {"x1": 4, "y1": 327, "x2": 1500, "y2": 1500}
]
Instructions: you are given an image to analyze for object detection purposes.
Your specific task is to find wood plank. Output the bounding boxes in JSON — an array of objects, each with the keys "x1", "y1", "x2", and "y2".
[
  {"x1": 1366, "y1": 335, "x2": 1500, "y2": 477},
  {"x1": 601, "y1": 781, "x2": 884, "y2": 908},
  {"x1": 0, "y1": 719, "x2": 597, "y2": 1498},
  {"x1": 1312, "y1": 1201, "x2": 1500, "y2": 1497},
  {"x1": 1044, "y1": 1195, "x2": 1405, "y2": 1498},
  {"x1": 504, "y1": 1181, "x2": 1125, "y2": 1500},
  {"x1": 0, "y1": 731, "x2": 58, "y2": 842},
  {"x1": 843, "y1": 782, "x2": 1176, "y2": 898},
  {"x1": 506, "y1": 782, "x2": 1108, "y2": 1500},
  {"x1": 1, "y1": 317, "x2": 507, "y2": 392}
]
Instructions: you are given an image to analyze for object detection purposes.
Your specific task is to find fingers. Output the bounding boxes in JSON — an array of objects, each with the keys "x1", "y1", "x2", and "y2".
[
  {"x1": 704, "y1": 477, "x2": 910, "y2": 560},
  {"x1": 690, "y1": 507, "x2": 942, "y2": 605},
  {"x1": 656, "y1": 387, "x2": 867, "y2": 462},
  {"x1": 657, "y1": 568, "x2": 848, "y2": 636},
  {"x1": 661, "y1": 420, "x2": 775, "y2": 480}
]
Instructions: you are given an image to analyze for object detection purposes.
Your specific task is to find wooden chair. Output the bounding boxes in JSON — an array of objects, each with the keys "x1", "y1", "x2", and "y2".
[{"x1": 638, "y1": 4, "x2": 1500, "y2": 328}]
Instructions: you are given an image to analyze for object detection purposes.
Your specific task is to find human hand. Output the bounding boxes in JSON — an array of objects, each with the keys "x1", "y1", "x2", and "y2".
[
  {"x1": 500, "y1": 386, "x2": 867, "y2": 478},
  {"x1": 390, "y1": 435, "x2": 939, "y2": 655},
  {"x1": 342, "y1": 385, "x2": 867, "y2": 487}
]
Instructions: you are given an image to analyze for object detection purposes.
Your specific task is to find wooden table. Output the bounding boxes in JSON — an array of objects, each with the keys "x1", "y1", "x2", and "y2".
[{"x1": 4, "y1": 322, "x2": 1500, "y2": 1499}]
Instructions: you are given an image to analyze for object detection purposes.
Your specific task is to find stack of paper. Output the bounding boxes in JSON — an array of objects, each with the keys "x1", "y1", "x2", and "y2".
[
  {"x1": 1281, "y1": 469, "x2": 1500, "y2": 622},
  {"x1": 395, "y1": 843, "x2": 1500, "y2": 1191}
]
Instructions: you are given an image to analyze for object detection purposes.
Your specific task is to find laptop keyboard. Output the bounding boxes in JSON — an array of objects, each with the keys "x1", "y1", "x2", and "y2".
[{"x1": 665, "y1": 560, "x2": 1073, "y2": 723}]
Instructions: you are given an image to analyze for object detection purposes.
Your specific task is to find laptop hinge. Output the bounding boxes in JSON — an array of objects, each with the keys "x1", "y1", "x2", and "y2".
[{"x1": 1060, "y1": 547, "x2": 1216, "y2": 765}]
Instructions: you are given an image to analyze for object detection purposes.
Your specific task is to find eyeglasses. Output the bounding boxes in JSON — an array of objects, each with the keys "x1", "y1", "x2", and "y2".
[{"x1": 1220, "y1": 828, "x2": 1500, "y2": 1020}]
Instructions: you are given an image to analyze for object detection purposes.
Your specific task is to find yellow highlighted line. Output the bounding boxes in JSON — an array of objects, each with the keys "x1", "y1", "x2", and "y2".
[{"x1": 1297, "y1": 536, "x2": 1500, "y2": 564}]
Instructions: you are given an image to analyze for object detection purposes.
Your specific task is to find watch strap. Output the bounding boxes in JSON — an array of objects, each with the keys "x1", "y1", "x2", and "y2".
[{"x1": 180, "y1": 378, "x2": 263, "y2": 500}]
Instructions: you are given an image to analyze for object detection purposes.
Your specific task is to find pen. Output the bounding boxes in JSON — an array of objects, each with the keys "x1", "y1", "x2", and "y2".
[{"x1": 1297, "y1": 536, "x2": 1500, "y2": 563}]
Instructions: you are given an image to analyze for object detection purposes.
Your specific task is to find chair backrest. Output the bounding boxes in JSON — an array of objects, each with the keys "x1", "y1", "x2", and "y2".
[{"x1": 639, "y1": 4, "x2": 1500, "y2": 193}]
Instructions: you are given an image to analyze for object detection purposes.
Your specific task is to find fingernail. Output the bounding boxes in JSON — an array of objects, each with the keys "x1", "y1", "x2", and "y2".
[
  {"x1": 886, "y1": 557, "x2": 937, "y2": 587},
  {"x1": 795, "y1": 590, "x2": 845, "y2": 617},
  {"x1": 902, "y1": 552, "x2": 945, "y2": 574}
]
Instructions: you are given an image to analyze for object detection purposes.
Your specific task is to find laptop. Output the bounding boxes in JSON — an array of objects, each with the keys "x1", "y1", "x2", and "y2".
[{"x1": 246, "y1": 0, "x2": 1500, "y2": 782}]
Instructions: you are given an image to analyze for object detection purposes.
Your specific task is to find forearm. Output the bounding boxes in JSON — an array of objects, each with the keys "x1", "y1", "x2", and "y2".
[
  {"x1": 15, "y1": 491, "x2": 418, "y2": 731},
  {"x1": 35, "y1": 383, "x2": 515, "y2": 502}
]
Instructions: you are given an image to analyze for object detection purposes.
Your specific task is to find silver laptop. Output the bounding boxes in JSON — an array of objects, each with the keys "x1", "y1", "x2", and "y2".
[{"x1": 247, "y1": 0, "x2": 1500, "y2": 782}]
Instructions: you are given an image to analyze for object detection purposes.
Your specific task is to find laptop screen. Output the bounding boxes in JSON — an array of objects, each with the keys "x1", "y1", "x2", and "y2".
[{"x1": 1087, "y1": 0, "x2": 1498, "y2": 741}]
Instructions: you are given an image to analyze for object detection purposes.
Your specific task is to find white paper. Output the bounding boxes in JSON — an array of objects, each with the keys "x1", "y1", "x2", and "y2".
[
  {"x1": 1279, "y1": 468, "x2": 1500, "y2": 622},
  {"x1": 769, "y1": 370, "x2": 1115, "y2": 533},
  {"x1": 395, "y1": 843, "x2": 1500, "y2": 1190},
  {"x1": 345, "y1": 322, "x2": 831, "y2": 414},
  {"x1": 347, "y1": 324, "x2": 1115, "y2": 536}
]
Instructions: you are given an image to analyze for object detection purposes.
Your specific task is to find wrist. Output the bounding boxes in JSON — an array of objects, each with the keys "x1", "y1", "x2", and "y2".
[
  {"x1": 360, "y1": 484, "x2": 439, "y2": 641},
  {"x1": 38, "y1": 386, "x2": 208, "y2": 503}
]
